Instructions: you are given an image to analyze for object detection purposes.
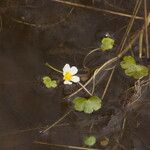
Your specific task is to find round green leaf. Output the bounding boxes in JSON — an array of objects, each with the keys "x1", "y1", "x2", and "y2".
[
  {"x1": 73, "y1": 97, "x2": 87, "y2": 112},
  {"x1": 88, "y1": 96, "x2": 102, "y2": 111},
  {"x1": 84, "y1": 100, "x2": 94, "y2": 114},
  {"x1": 120, "y1": 56, "x2": 136, "y2": 69},
  {"x1": 84, "y1": 136, "x2": 96, "y2": 146},
  {"x1": 132, "y1": 65, "x2": 149, "y2": 79},
  {"x1": 124, "y1": 65, "x2": 137, "y2": 76},
  {"x1": 100, "y1": 37, "x2": 115, "y2": 51},
  {"x1": 73, "y1": 96, "x2": 102, "y2": 114}
]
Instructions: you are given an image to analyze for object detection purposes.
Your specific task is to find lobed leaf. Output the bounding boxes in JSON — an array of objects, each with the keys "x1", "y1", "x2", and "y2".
[
  {"x1": 100, "y1": 37, "x2": 115, "y2": 51},
  {"x1": 84, "y1": 100, "x2": 94, "y2": 114},
  {"x1": 120, "y1": 55, "x2": 136, "y2": 69},
  {"x1": 43, "y1": 76, "x2": 57, "y2": 88},
  {"x1": 132, "y1": 65, "x2": 149, "y2": 79},
  {"x1": 73, "y1": 97, "x2": 87, "y2": 112},
  {"x1": 73, "y1": 96, "x2": 102, "y2": 114},
  {"x1": 88, "y1": 96, "x2": 102, "y2": 111},
  {"x1": 124, "y1": 65, "x2": 137, "y2": 77},
  {"x1": 120, "y1": 56, "x2": 149, "y2": 79}
]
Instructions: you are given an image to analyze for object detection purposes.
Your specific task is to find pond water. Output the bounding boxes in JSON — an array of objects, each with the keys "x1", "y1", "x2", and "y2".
[{"x1": 0, "y1": 0, "x2": 150, "y2": 150}]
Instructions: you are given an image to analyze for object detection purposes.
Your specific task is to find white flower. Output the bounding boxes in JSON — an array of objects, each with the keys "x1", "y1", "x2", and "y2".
[{"x1": 63, "y1": 64, "x2": 80, "y2": 85}]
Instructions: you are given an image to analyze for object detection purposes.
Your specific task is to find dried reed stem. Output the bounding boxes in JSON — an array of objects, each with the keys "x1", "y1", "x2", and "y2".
[{"x1": 51, "y1": 0, "x2": 143, "y2": 20}]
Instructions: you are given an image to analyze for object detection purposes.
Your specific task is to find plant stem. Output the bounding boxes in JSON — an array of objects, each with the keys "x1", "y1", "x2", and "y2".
[
  {"x1": 42, "y1": 110, "x2": 72, "y2": 133},
  {"x1": 78, "y1": 82, "x2": 92, "y2": 96},
  {"x1": 139, "y1": 29, "x2": 144, "y2": 58},
  {"x1": 34, "y1": 141, "x2": 101, "y2": 150},
  {"x1": 45, "y1": 62, "x2": 63, "y2": 74},
  {"x1": 51, "y1": 0, "x2": 143, "y2": 20},
  {"x1": 144, "y1": 0, "x2": 149, "y2": 58},
  {"x1": 102, "y1": 67, "x2": 115, "y2": 99}
]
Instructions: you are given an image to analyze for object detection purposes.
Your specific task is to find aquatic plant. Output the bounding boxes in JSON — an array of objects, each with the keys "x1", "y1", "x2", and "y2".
[
  {"x1": 40, "y1": 2, "x2": 150, "y2": 149},
  {"x1": 63, "y1": 64, "x2": 80, "y2": 85},
  {"x1": 84, "y1": 135, "x2": 96, "y2": 146},
  {"x1": 43, "y1": 76, "x2": 57, "y2": 88},
  {"x1": 120, "y1": 56, "x2": 149, "y2": 79},
  {"x1": 100, "y1": 37, "x2": 115, "y2": 51},
  {"x1": 73, "y1": 96, "x2": 102, "y2": 114}
]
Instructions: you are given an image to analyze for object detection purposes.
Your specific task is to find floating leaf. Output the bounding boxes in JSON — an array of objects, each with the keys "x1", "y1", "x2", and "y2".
[
  {"x1": 73, "y1": 96, "x2": 102, "y2": 114},
  {"x1": 88, "y1": 96, "x2": 102, "y2": 111},
  {"x1": 73, "y1": 97, "x2": 87, "y2": 112},
  {"x1": 124, "y1": 65, "x2": 137, "y2": 77},
  {"x1": 100, "y1": 37, "x2": 115, "y2": 51},
  {"x1": 132, "y1": 65, "x2": 149, "y2": 79},
  {"x1": 43, "y1": 76, "x2": 57, "y2": 88},
  {"x1": 120, "y1": 56, "x2": 149, "y2": 79},
  {"x1": 50, "y1": 80, "x2": 57, "y2": 88},
  {"x1": 84, "y1": 136, "x2": 96, "y2": 146},
  {"x1": 120, "y1": 56, "x2": 136, "y2": 69},
  {"x1": 84, "y1": 100, "x2": 94, "y2": 114}
]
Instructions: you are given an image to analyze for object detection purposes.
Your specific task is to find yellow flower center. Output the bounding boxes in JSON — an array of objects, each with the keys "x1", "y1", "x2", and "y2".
[{"x1": 64, "y1": 72, "x2": 72, "y2": 81}]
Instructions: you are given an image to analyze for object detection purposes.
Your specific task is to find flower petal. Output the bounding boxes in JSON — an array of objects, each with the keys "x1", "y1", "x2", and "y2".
[
  {"x1": 70, "y1": 66, "x2": 78, "y2": 75},
  {"x1": 63, "y1": 64, "x2": 71, "y2": 74},
  {"x1": 71, "y1": 76, "x2": 80, "y2": 83},
  {"x1": 64, "y1": 80, "x2": 72, "y2": 85}
]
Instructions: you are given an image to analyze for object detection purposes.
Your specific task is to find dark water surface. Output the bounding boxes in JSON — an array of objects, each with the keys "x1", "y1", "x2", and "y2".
[{"x1": 0, "y1": 0, "x2": 150, "y2": 150}]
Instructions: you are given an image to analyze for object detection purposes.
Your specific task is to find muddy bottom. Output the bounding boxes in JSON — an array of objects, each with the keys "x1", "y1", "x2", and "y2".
[{"x1": 0, "y1": 0, "x2": 150, "y2": 150}]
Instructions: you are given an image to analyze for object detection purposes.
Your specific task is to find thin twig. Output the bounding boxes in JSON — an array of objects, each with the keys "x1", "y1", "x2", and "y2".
[
  {"x1": 45, "y1": 62, "x2": 63, "y2": 74},
  {"x1": 51, "y1": 0, "x2": 143, "y2": 20},
  {"x1": 83, "y1": 48, "x2": 100, "y2": 69},
  {"x1": 144, "y1": 0, "x2": 149, "y2": 58},
  {"x1": 10, "y1": 7, "x2": 74, "y2": 28},
  {"x1": 139, "y1": 29, "x2": 144, "y2": 58},
  {"x1": 149, "y1": 68, "x2": 150, "y2": 87},
  {"x1": 102, "y1": 66, "x2": 115, "y2": 99},
  {"x1": 0, "y1": 15, "x2": 2, "y2": 31},
  {"x1": 89, "y1": 121, "x2": 94, "y2": 133},
  {"x1": 34, "y1": 141, "x2": 102, "y2": 150},
  {"x1": 78, "y1": 82, "x2": 92, "y2": 96},
  {"x1": 0, "y1": 123, "x2": 70, "y2": 137},
  {"x1": 103, "y1": 0, "x2": 125, "y2": 11},
  {"x1": 120, "y1": 116, "x2": 127, "y2": 139},
  {"x1": 11, "y1": 17, "x2": 40, "y2": 28},
  {"x1": 42, "y1": 110, "x2": 72, "y2": 133},
  {"x1": 118, "y1": 0, "x2": 142, "y2": 53}
]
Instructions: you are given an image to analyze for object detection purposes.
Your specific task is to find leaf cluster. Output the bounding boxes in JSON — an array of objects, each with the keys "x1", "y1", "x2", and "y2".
[
  {"x1": 73, "y1": 96, "x2": 102, "y2": 114},
  {"x1": 120, "y1": 56, "x2": 149, "y2": 79},
  {"x1": 43, "y1": 76, "x2": 57, "y2": 88}
]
